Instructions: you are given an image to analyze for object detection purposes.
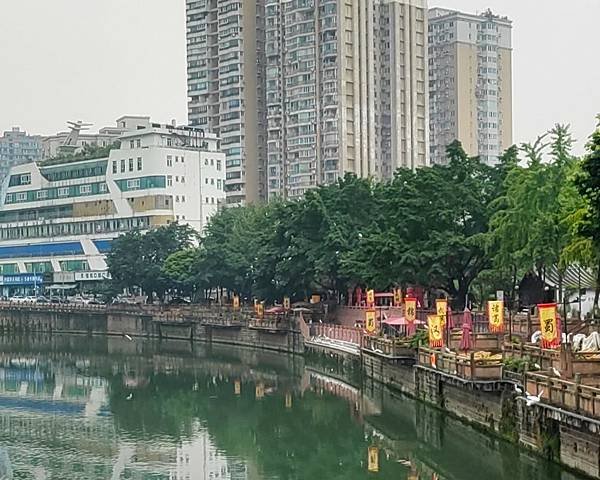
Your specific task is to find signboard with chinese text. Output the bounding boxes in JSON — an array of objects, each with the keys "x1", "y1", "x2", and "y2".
[
  {"x1": 393, "y1": 288, "x2": 402, "y2": 307},
  {"x1": 538, "y1": 303, "x2": 560, "y2": 349},
  {"x1": 368, "y1": 446, "x2": 379, "y2": 472},
  {"x1": 74, "y1": 271, "x2": 111, "y2": 282},
  {"x1": 366, "y1": 289, "x2": 375, "y2": 307},
  {"x1": 283, "y1": 296, "x2": 291, "y2": 310},
  {"x1": 405, "y1": 298, "x2": 417, "y2": 323},
  {"x1": 365, "y1": 309, "x2": 378, "y2": 334},
  {"x1": 436, "y1": 299, "x2": 448, "y2": 324},
  {"x1": 427, "y1": 315, "x2": 444, "y2": 348},
  {"x1": 234, "y1": 380, "x2": 241, "y2": 395},
  {"x1": 487, "y1": 300, "x2": 504, "y2": 333}
]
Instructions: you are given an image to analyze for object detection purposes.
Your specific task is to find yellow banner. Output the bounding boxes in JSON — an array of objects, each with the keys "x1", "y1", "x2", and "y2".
[
  {"x1": 405, "y1": 298, "x2": 417, "y2": 323},
  {"x1": 285, "y1": 392, "x2": 292, "y2": 409},
  {"x1": 234, "y1": 379, "x2": 241, "y2": 396},
  {"x1": 311, "y1": 294, "x2": 321, "y2": 304},
  {"x1": 233, "y1": 295, "x2": 240, "y2": 310},
  {"x1": 393, "y1": 288, "x2": 402, "y2": 307},
  {"x1": 539, "y1": 303, "x2": 559, "y2": 348},
  {"x1": 366, "y1": 289, "x2": 375, "y2": 306},
  {"x1": 365, "y1": 309, "x2": 377, "y2": 334},
  {"x1": 255, "y1": 382, "x2": 264, "y2": 399},
  {"x1": 436, "y1": 299, "x2": 448, "y2": 320},
  {"x1": 488, "y1": 300, "x2": 504, "y2": 333},
  {"x1": 368, "y1": 446, "x2": 379, "y2": 473},
  {"x1": 283, "y1": 296, "x2": 291, "y2": 310},
  {"x1": 428, "y1": 315, "x2": 444, "y2": 347},
  {"x1": 256, "y1": 303, "x2": 264, "y2": 319}
]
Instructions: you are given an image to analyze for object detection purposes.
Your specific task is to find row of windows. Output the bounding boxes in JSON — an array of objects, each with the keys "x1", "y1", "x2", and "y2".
[
  {"x1": 112, "y1": 158, "x2": 143, "y2": 174},
  {"x1": 0, "y1": 217, "x2": 151, "y2": 242},
  {"x1": 5, "y1": 183, "x2": 108, "y2": 205},
  {"x1": 166, "y1": 155, "x2": 185, "y2": 167}
]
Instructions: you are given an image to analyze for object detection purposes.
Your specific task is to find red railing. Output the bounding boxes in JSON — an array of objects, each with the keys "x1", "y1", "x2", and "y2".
[{"x1": 311, "y1": 324, "x2": 362, "y2": 346}]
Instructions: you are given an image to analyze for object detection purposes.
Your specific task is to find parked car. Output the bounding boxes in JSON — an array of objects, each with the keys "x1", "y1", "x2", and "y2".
[
  {"x1": 24, "y1": 296, "x2": 38, "y2": 303},
  {"x1": 35, "y1": 296, "x2": 49, "y2": 304},
  {"x1": 9, "y1": 295, "x2": 25, "y2": 303}
]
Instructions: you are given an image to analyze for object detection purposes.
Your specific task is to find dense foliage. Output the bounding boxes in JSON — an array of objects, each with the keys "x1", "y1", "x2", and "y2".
[{"x1": 107, "y1": 120, "x2": 600, "y2": 309}]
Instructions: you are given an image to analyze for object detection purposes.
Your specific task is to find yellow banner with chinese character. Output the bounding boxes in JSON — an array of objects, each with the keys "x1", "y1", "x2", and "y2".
[
  {"x1": 283, "y1": 296, "x2": 291, "y2": 310},
  {"x1": 255, "y1": 382, "x2": 264, "y2": 399},
  {"x1": 234, "y1": 379, "x2": 241, "y2": 396},
  {"x1": 428, "y1": 315, "x2": 444, "y2": 348},
  {"x1": 488, "y1": 300, "x2": 504, "y2": 333},
  {"x1": 366, "y1": 289, "x2": 375, "y2": 307},
  {"x1": 255, "y1": 302, "x2": 264, "y2": 319},
  {"x1": 368, "y1": 446, "x2": 379, "y2": 472},
  {"x1": 538, "y1": 303, "x2": 560, "y2": 349},
  {"x1": 285, "y1": 392, "x2": 292, "y2": 409},
  {"x1": 405, "y1": 298, "x2": 417, "y2": 323},
  {"x1": 436, "y1": 299, "x2": 447, "y2": 324},
  {"x1": 365, "y1": 309, "x2": 377, "y2": 334},
  {"x1": 233, "y1": 295, "x2": 240, "y2": 310},
  {"x1": 393, "y1": 288, "x2": 402, "y2": 307}
]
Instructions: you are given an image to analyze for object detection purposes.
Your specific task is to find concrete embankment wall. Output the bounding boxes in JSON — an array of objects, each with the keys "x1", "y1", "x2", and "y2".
[{"x1": 0, "y1": 306, "x2": 304, "y2": 355}]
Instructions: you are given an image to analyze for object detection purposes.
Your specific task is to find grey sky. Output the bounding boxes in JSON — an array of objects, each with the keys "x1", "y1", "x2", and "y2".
[{"x1": 1, "y1": 0, "x2": 598, "y2": 154}]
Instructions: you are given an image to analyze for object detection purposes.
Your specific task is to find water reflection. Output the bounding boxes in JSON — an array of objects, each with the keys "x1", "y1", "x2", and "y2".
[{"x1": 0, "y1": 335, "x2": 587, "y2": 480}]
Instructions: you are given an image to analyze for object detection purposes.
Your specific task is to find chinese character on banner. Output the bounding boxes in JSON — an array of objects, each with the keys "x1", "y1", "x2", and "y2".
[
  {"x1": 283, "y1": 296, "x2": 291, "y2": 310},
  {"x1": 256, "y1": 302, "x2": 264, "y2": 319},
  {"x1": 405, "y1": 298, "x2": 417, "y2": 323},
  {"x1": 393, "y1": 288, "x2": 402, "y2": 307},
  {"x1": 368, "y1": 446, "x2": 379, "y2": 473},
  {"x1": 234, "y1": 380, "x2": 241, "y2": 396},
  {"x1": 487, "y1": 300, "x2": 504, "y2": 333},
  {"x1": 427, "y1": 315, "x2": 444, "y2": 348},
  {"x1": 232, "y1": 295, "x2": 240, "y2": 310},
  {"x1": 366, "y1": 289, "x2": 375, "y2": 307},
  {"x1": 436, "y1": 299, "x2": 448, "y2": 324},
  {"x1": 538, "y1": 303, "x2": 560, "y2": 349},
  {"x1": 365, "y1": 309, "x2": 378, "y2": 334}
]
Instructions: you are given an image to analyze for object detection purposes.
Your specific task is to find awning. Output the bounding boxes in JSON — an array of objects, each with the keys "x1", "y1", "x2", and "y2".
[{"x1": 47, "y1": 284, "x2": 77, "y2": 290}]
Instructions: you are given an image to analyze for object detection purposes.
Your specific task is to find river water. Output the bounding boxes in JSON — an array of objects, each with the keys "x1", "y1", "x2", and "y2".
[{"x1": 0, "y1": 335, "x2": 588, "y2": 480}]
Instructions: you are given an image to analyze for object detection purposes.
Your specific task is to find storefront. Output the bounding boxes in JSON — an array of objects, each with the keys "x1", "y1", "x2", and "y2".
[{"x1": 0, "y1": 273, "x2": 44, "y2": 297}]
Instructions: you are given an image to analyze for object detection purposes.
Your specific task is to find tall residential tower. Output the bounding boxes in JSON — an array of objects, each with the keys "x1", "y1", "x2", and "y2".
[
  {"x1": 186, "y1": 0, "x2": 267, "y2": 205},
  {"x1": 187, "y1": 0, "x2": 429, "y2": 202},
  {"x1": 428, "y1": 8, "x2": 513, "y2": 165}
]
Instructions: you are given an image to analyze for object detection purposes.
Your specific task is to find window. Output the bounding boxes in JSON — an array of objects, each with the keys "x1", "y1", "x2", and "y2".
[
  {"x1": 205, "y1": 178, "x2": 209, "y2": 184},
  {"x1": 137, "y1": 157, "x2": 143, "y2": 171},
  {"x1": 167, "y1": 138, "x2": 173, "y2": 147},
  {"x1": 16, "y1": 192, "x2": 27, "y2": 202},
  {"x1": 167, "y1": 175, "x2": 173, "y2": 186},
  {"x1": 210, "y1": 158, "x2": 214, "y2": 166},
  {"x1": 5, "y1": 194, "x2": 13, "y2": 203},
  {"x1": 136, "y1": 139, "x2": 141, "y2": 148},
  {"x1": 181, "y1": 195, "x2": 186, "y2": 202},
  {"x1": 126, "y1": 179, "x2": 141, "y2": 190},
  {"x1": 120, "y1": 159, "x2": 126, "y2": 173},
  {"x1": 130, "y1": 140, "x2": 135, "y2": 148},
  {"x1": 175, "y1": 156, "x2": 179, "y2": 163},
  {"x1": 37, "y1": 190, "x2": 48, "y2": 200},
  {"x1": 58, "y1": 187, "x2": 69, "y2": 197},
  {"x1": 99, "y1": 183, "x2": 108, "y2": 193},
  {"x1": 217, "y1": 179, "x2": 222, "y2": 189},
  {"x1": 112, "y1": 161, "x2": 117, "y2": 174},
  {"x1": 216, "y1": 160, "x2": 222, "y2": 171},
  {"x1": 79, "y1": 185, "x2": 92, "y2": 194},
  {"x1": 211, "y1": 197, "x2": 215, "y2": 204},
  {"x1": 205, "y1": 197, "x2": 209, "y2": 203},
  {"x1": 181, "y1": 156, "x2": 185, "y2": 163},
  {"x1": 176, "y1": 195, "x2": 180, "y2": 202},
  {"x1": 129, "y1": 158, "x2": 134, "y2": 172},
  {"x1": 181, "y1": 176, "x2": 185, "y2": 183},
  {"x1": 205, "y1": 159, "x2": 209, "y2": 165},
  {"x1": 175, "y1": 176, "x2": 179, "y2": 182},
  {"x1": 20, "y1": 173, "x2": 31, "y2": 185},
  {"x1": 167, "y1": 156, "x2": 173, "y2": 167}
]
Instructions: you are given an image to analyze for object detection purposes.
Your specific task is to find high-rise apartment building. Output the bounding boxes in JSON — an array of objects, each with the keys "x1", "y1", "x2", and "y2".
[
  {"x1": 186, "y1": 0, "x2": 267, "y2": 205},
  {"x1": 187, "y1": 0, "x2": 429, "y2": 203},
  {"x1": 428, "y1": 8, "x2": 512, "y2": 165},
  {"x1": 0, "y1": 127, "x2": 42, "y2": 185},
  {"x1": 265, "y1": 0, "x2": 429, "y2": 200}
]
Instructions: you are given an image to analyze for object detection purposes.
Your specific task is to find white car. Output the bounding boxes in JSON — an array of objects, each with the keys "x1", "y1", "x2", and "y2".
[
  {"x1": 24, "y1": 296, "x2": 38, "y2": 303},
  {"x1": 9, "y1": 295, "x2": 26, "y2": 303}
]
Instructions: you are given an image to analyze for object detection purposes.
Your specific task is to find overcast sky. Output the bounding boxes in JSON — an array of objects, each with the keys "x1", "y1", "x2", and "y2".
[{"x1": 1, "y1": 0, "x2": 598, "y2": 153}]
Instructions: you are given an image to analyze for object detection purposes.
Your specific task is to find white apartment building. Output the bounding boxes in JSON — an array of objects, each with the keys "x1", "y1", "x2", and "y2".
[
  {"x1": 186, "y1": 0, "x2": 267, "y2": 205},
  {"x1": 0, "y1": 123, "x2": 225, "y2": 295},
  {"x1": 428, "y1": 8, "x2": 513, "y2": 165},
  {"x1": 265, "y1": 0, "x2": 430, "y2": 200}
]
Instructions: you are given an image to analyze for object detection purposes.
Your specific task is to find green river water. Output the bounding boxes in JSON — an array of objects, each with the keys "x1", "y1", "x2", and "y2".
[{"x1": 0, "y1": 335, "x2": 588, "y2": 480}]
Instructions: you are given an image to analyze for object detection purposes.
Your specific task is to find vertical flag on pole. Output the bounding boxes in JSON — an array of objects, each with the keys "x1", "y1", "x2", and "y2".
[
  {"x1": 393, "y1": 288, "x2": 402, "y2": 307},
  {"x1": 283, "y1": 296, "x2": 291, "y2": 310},
  {"x1": 234, "y1": 380, "x2": 241, "y2": 396},
  {"x1": 436, "y1": 299, "x2": 448, "y2": 325},
  {"x1": 487, "y1": 300, "x2": 505, "y2": 333},
  {"x1": 538, "y1": 303, "x2": 560, "y2": 349},
  {"x1": 365, "y1": 309, "x2": 378, "y2": 334},
  {"x1": 405, "y1": 297, "x2": 417, "y2": 336},
  {"x1": 256, "y1": 302, "x2": 264, "y2": 319},
  {"x1": 366, "y1": 289, "x2": 375, "y2": 308},
  {"x1": 233, "y1": 295, "x2": 240, "y2": 310},
  {"x1": 427, "y1": 315, "x2": 444, "y2": 348}
]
